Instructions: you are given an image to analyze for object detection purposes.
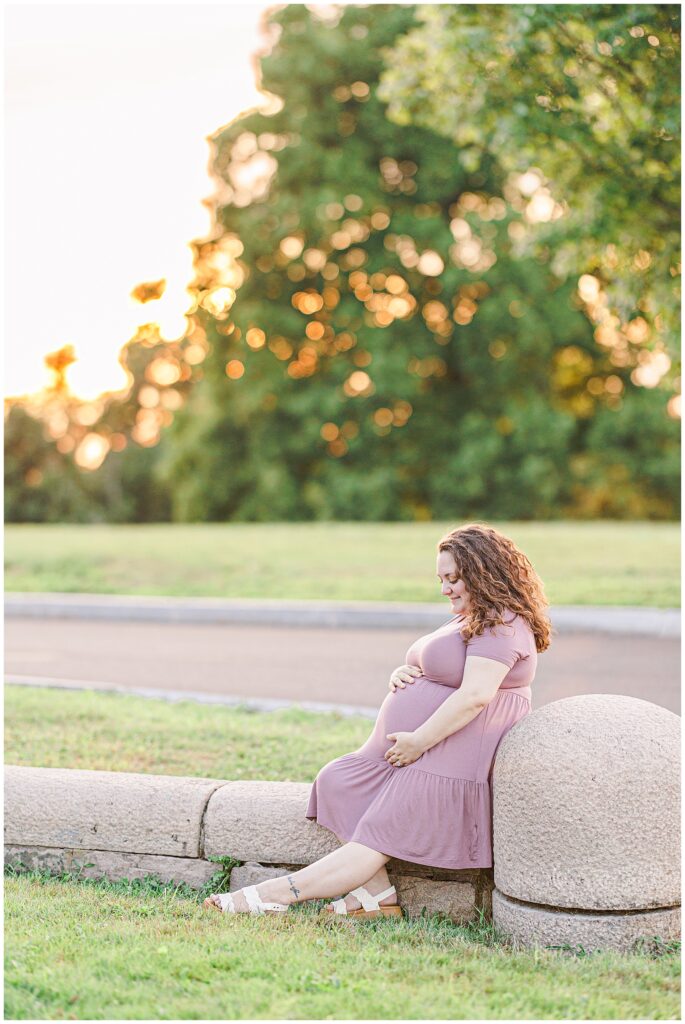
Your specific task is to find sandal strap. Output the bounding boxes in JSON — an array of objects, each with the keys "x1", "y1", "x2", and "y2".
[
  {"x1": 330, "y1": 883, "x2": 397, "y2": 914},
  {"x1": 217, "y1": 892, "x2": 235, "y2": 912},
  {"x1": 242, "y1": 885, "x2": 289, "y2": 914},
  {"x1": 242, "y1": 885, "x2": 264, "y2": 913},
  {"x1": 349, "y1": 886, "x2": 381, "y2": 912},
  {"x1": 348, "y1": 884, "x2": 396, "y2": 911}
]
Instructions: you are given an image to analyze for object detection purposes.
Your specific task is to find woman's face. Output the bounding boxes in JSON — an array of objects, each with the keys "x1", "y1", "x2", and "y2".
[{"x1": 436, "y1": 550, "x2": 472, "y2": 615}]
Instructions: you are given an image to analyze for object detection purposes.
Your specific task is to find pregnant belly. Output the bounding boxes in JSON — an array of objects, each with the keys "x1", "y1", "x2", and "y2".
[{"x1": 356, "y1": 678, "x2": 454, "y2": 760}]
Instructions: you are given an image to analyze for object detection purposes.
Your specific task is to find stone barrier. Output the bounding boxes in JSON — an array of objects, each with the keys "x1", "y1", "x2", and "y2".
[
  {"x1": 492, "y1": 694, "x2": 681, "y2": 952},
  {"x1": 4, "y1": 766, "x2": 224, "y2": 858},
  {"x1": 4, "y1": 767, "x2": 491, "y2": 923}
]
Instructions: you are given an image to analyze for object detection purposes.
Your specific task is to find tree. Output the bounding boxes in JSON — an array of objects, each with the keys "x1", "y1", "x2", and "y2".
[
  {"x1": 164, "y1": 2, "x2": 673, "y2": 521},
  {"x1": 3, "y1": 402, "x2": 99, "y2": 522},
  {"x1": 4, "y1": 323, "x2": 199, "y2": 522},
  {"x1": 13, "y1": 5, "x2": 676, "y2": 522},
  {"x1": 379, "y1": 4, "x2": 681, "y2": 377}
]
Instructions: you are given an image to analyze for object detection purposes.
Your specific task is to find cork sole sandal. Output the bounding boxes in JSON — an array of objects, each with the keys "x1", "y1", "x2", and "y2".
[
  {"x1": 203, "y1": 885, "x2": 289, "y2": 915},
  {"x1": 322, "y1": 884, "x2": 403, "y2": 920}
]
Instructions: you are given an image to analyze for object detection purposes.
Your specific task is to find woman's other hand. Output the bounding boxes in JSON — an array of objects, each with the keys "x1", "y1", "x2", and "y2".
[
  {"x1": 384, "y1": 731, "x2": 425, "y2": 767},
  {"x1": 388, "y1": 664, "x2": 423, "y2": 693}
]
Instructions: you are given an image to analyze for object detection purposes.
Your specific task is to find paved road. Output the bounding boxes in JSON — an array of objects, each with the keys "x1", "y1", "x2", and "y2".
[{"x1": 4, "y1": 617, "x2": 680, "y2": 715}]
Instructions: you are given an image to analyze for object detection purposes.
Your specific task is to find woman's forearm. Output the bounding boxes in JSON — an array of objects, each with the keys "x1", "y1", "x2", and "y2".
[{"x1": 413, "y1": 690, "x2": 485, "y2": 752}]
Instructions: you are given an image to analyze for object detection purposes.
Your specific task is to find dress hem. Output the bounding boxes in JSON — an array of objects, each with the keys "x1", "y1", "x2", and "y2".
[{"x1": 304, "y1": 810, "x2": 493, "y2": 870}]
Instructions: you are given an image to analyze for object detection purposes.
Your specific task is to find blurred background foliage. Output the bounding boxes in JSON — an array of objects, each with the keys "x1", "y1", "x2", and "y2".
[
  {"x1": 4, "y1": 3, "x2": 680, "y2": 523},
  {"x1": 379, "y1": 4, "x2": 681, "y2": 347}
]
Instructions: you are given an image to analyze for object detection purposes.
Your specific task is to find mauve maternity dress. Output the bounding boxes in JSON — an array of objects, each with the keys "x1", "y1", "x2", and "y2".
[{"x1": 305, "y1": 611, "x2": 536, "y2": 869}]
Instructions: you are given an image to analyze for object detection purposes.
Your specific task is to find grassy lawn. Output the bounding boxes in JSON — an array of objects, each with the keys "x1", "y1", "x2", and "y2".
[
  {"x1": 3, "y1": 520, "x2": 681, "y2": 606},
  {"x1": 4, "y1": 684, "x2": 370, "y2": 780},
  {"x1": 5, "y1": 685, "x2": 681, "y2": 1019},
  {"x1": 5, "y1": 870, "x2": 679, "y2": 1021}
]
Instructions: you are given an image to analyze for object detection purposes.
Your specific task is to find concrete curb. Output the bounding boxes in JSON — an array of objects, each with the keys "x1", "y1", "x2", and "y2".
[
  {"x1": 4, "y1": 767, "x2": 490, "y2": 924},
  {"x1": 4, "y1": 675, "x2": 380, "y2": 719},
  {"x1": 4, "y1": 592, "x2": 681, "y2": 637}
]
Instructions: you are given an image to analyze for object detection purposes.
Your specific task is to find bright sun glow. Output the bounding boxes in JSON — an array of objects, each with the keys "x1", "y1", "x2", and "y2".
[{"x1": 5, "y1": 4, "x2": 269, "y2": 400}]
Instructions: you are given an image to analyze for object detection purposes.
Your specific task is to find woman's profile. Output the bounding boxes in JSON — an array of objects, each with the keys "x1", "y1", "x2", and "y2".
[{"x1": 204, "y1": 522, "x2": 551, "y2": 916}]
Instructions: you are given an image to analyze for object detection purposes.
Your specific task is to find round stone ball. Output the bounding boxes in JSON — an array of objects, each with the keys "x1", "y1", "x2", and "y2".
[{"x1": 492, "y1": 694, "x2": 680, "y2": 911}]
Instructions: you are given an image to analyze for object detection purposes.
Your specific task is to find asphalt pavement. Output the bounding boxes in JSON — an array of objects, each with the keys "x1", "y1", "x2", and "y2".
[{"x1": 5, "y1": 616, "x2": 680, "y2": 715}]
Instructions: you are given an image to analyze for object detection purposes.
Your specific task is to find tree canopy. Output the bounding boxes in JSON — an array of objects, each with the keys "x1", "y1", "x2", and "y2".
[
  {"x1": 159, "y1": 2, "x2": 679, "y2": 520},
  {"x1": 379, "y1": 3, "x2": 681, "y2": 362},
  {"x1": 5, "y1": 3, "x2": 680, "y2": 522}
]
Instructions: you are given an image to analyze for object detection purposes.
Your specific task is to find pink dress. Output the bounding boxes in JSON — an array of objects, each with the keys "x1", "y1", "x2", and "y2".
[{"x1": 306, "y1": 611, "x2": 536, "y2": 869}]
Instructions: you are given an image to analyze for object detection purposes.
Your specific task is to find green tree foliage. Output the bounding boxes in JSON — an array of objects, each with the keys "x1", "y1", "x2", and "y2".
[
  {"x1": 3, "y1": 403, "x2": 96, "y2": 523},
  {"x1": 160, "y1": 3, "x2": 678, "y2": 521},
  {"x1": 3, "y1": 326, "x2": 197, "y2": 523},
  {"x1": 6, "y1": 4, "x2": 678, "y2": 523},
  {"x1": 379, "y1": 3, "x2": 681, "y2": 360}
]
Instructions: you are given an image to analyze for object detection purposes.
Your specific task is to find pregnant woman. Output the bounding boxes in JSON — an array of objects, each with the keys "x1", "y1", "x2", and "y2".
[{"x1": 204, "y1": 522, "x2": 551, "y2": 917}]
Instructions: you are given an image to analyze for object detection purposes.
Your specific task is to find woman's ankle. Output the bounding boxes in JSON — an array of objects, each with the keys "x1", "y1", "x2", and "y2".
[
  {"x1": 366, "y1": 870, "x2": 391, "y2": 894},
  {"x1": 256, "y1": 875, "x2": 300, "y2": 906}
]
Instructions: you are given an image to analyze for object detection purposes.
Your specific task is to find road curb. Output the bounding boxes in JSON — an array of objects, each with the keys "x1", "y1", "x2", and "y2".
[
  {"x1": 4, "y1": 592, "x2": 680, "y2": 637},
  {"x1": 4, "y1": 675, "x2": 380, "y2": 719}
]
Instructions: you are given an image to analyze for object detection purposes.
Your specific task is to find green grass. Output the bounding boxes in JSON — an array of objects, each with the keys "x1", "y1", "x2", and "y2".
[
  {"x1": 5, "y1": 870, "x2": 680, "y2": 1020},
  {"x1": 3, "y1": 521, "x2": 681, "y2": 606},
  {"x1": 4, "y1": 685, "x2": 372, "y2": 780}
]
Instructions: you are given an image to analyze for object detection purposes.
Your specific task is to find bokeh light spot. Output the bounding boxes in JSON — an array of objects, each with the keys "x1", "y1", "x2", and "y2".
[{"x1": 225, "y1": 359, "x2": 245, "y2": 379}]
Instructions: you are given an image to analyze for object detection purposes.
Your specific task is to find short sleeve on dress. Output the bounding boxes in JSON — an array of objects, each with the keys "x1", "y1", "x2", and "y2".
[{"x1": 465, "y1": 621, "x2": 521, "y2": 670}]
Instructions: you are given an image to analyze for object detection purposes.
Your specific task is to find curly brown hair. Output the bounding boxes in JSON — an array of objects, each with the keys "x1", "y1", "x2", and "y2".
[{"x1": 437, "y1": 523, "x2": 552, "y2": 653}]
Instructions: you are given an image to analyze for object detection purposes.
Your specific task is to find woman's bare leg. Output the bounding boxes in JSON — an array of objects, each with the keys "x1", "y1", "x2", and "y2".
[{"x1": 208, "y1": 841, "x2": 390, "y2": 911}]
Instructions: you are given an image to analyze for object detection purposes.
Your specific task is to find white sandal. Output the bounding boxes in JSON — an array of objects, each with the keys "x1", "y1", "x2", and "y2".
[
  {"x1": 326, "y1": 884, "x2": 402, "y2": 919},
  {"x1": 203, "y1": 884, "x2": 289, "y2": 915}
]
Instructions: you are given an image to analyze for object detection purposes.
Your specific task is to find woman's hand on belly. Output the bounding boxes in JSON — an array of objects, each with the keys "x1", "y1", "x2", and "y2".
[
  {"x1": 384, "y1": 730, "x2": 426, "y2": 767},
  {"x1": 388, "y1": 663, "x2": 423, "y2": 693}
]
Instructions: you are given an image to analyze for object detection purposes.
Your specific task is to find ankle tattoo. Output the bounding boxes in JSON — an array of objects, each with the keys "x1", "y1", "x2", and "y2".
[{"x1": 287, "y1": 875, "x2": 302, "y2": 902}]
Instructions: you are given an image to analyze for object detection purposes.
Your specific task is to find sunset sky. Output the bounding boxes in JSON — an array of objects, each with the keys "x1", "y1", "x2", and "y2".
[{"x1": 5, "y1": 3, "x2": 271, "y2": 399}]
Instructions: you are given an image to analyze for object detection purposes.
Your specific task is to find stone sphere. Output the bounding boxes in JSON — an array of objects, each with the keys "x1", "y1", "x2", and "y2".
[{"x1": 492, "y1": 694, "x2": 680, "y2": 911}]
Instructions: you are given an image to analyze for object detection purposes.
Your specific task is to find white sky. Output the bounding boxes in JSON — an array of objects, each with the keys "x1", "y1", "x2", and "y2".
[{"x1": 4, "y1": 3, "x2": 271, "y2": 399}]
